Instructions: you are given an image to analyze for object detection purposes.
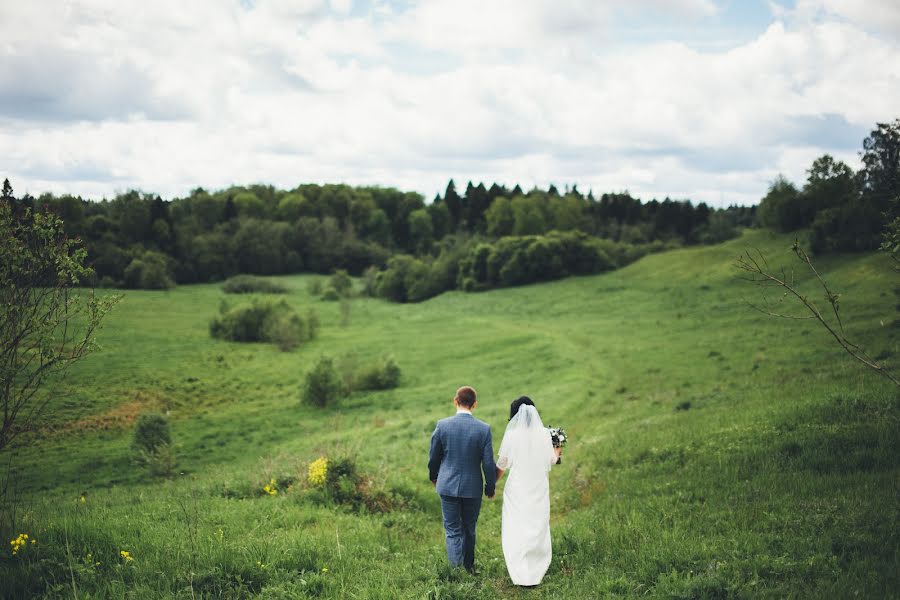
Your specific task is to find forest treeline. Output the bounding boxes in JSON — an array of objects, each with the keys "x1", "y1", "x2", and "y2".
[
  {"x1": 757, "y1": 118, "x2": 900, "y2": 253},
  {"x1": 0, "y1": 177, "x2": 752, "y2": 298},
  {"x1": 2, "y1": 118, "x2": 896, "y2": 301}
]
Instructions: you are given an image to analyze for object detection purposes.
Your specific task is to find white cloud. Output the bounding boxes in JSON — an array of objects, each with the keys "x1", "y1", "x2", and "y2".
[
  {"x1": 784, "y1": 0, "x2": 900, "y2": 34},
  {"x1": 0, "y1": 0, "x2": 898, "y2": 207}
]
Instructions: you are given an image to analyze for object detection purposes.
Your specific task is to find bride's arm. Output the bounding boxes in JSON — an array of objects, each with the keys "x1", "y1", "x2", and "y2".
[{"x1": 495, "y1": 466, "x2": 505, "y2": 481}]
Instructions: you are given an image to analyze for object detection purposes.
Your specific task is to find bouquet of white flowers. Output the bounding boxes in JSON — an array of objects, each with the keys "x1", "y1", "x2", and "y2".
[{"x1": 548, "y1": 426, "x2": 567, "y2": 464}]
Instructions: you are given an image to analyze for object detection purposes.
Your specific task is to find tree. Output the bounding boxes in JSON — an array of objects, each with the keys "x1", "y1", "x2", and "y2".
[
  {"x1": 443, "y1": 180, "x2": 462, "y2": 230},
  {"x1": 427, "y1": 201, "x2": 451, "y2": 241},
  {"x1": 276, "y1": 193, "x2": 311, "y2": 222},
  {"x1": 485, "y1": 196, "x2": 515, "y2": 237},
  {"x1": 1, "y1": 179, "x2": 12, "y2": 206},
  {"x1": 0, "y1": 201, "x2": 120, "y2": 452},
  {"x1": 757, "y1": 175, "x2": 801, "y2": 231},
  {"x1": 407, "y1": 208, "x2": 434, "y2": 254},
  {"x1": 860, "y1": 118, "x2": 900, "y2": 204}
]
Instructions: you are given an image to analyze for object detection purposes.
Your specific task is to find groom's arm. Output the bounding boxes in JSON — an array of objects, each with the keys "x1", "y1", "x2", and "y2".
[
  {"x1": 427, "y1": 425, "x2": 443, "y2": 485},
  {"x1": 482, "y1": 427, "x2": 497, "y2": 498}
]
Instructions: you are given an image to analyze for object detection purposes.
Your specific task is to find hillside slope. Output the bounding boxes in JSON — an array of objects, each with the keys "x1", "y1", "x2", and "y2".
[{"x1": 3, "y1": 229, "x2": 898, "y2": 598}]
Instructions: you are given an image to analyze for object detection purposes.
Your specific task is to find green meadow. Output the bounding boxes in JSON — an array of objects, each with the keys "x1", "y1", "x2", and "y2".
[{"x1": 2, "y1": 229, "x2": 898, "y2": 599}]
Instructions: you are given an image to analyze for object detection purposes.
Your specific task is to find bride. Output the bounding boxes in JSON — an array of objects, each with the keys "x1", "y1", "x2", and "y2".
[{"x1": 495, "y1": 397, "x2": 562, "y2": 587}]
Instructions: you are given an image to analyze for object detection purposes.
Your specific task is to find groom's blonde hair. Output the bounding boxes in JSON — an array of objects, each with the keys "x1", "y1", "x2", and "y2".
[{"x1": 455, "y1": 386, "x2": 477, "y2": 408}]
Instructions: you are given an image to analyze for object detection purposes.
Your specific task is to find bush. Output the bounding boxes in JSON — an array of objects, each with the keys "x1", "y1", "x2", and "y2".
[
  {"x1": 132, "y1": 413, "x2": 176, "y2": 476},
  {"x1": 123, "y1": 251, "x2": 176, "y2": 290},
  {"x1": 222, "y1": 275, "x2": 288, "y2": 294},
  {"x1": 328, "y1": 269, "x2": 353, "y2": 297},
  {"x1": 145, "y1": 443, "x2": 177, "y2": 478},
  {"x1": 306, "y1": 278, "x2": 323, "y2": 296},
  {"x1": 374, "y1": 255, "x2": 435, "y2": 303},
  {"x1": 456, "y1": 231, "x2": 620, "y2": 291},
  {"x1": 263, "y1": 311, "x2": 307, "y2": 351},
  {"x1": 210, "y1": 300, "x2": 314, "y2": 351},
  {"x1": 354, "y1": 356, "x2": 402, "y2": 391},
  {"x1": 302, "y1": 356, "x2": 345, "y2": 408},
  {"x1": 361, "y1": 266, "x2": 379, "y2": 297},
  {"x1": 306, "y1": 455, "x2": 401, "y2": 513},
  {"x1": 132, "y1": 413, "x2": 171, "y2": 454},
  {"x1": 321, "y1": 286, "x2": 340, "y2": 301}
]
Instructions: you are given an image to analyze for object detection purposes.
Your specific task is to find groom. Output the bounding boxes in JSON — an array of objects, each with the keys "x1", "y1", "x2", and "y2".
[{"x1": 428, "y1": 386, "x2": 497, "y2": 574}]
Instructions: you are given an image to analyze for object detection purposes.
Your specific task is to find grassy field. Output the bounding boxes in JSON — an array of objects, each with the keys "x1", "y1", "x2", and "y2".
[{"x1": 2, "y1": 229, "x2": 898, "y2": 599}]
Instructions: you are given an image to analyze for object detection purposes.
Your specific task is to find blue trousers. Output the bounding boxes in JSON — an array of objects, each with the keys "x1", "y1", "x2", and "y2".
[{"x1": 440, "y1": 495, "x2": 482, "y2": 571}]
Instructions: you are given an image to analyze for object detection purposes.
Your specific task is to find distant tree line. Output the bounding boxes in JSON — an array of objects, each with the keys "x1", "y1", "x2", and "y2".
[
  {"x1": 0, "y1": 175, "x2": 751, "y2": 297},
  {"x1": 757, "y1": 118, "x2": 900, "y2": 253}
]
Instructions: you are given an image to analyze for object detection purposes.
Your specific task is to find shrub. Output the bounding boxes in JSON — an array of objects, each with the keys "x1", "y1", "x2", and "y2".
[
  {"x1": 361, "y1": 266, "x2": 379, "y2": 296},
  {"x1": 123, "y1": 251, "x2": 176, "y2": 290},
  {"x1": 306, "y1": 278, "x2": 323, "y2": 296},
  {"x1": 145, "y1": 443, "x2": 177, "y2": 478},
  {"x1": 321, "y1": 286, "x2": 340, "y2": 301},
  {"x1": 132, "y1": 413, "x2": 176, "y2": 476},
  {"x1": 302, "y1": 356, "x2": 345, "y2": 407},
  {"x1": 210, "y1": 300, "x2": 313, "y2": 351},
  {"x1": 328, "y1": 269, "x2": 353, "y2": 297},
  {"x1": 132, "y1": 413, "x2": 171, "y2": 455},
  {"x1": 374, "y1": 255, "x2": 436, "y2": 303},
  {"x1": 222, "y1": 275, "x2": 288, "y2": 294},
  {"x1": 262, "y1": 310, "x2": 307, "y2": 351},
  {"x1": 456, "y1": 231, "x2": 620, "y2": 291},
  {"x1": 306, "y1": 455, "x2": 399, "y2": 513},
  {"x1": 354, "y1": 356, "x2": 402, "y2": 391}
]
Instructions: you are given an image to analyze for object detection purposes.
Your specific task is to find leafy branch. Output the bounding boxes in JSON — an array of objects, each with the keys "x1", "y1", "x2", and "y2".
[
  {"x1": 736, "y1": 240, "x2": 900, "y2": 388},
  {"x1": 1, "y1": 203, "x2": 122, "y2": 452}
]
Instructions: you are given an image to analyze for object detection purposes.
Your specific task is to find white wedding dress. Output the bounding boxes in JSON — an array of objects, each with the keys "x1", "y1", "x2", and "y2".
[{"x1": 496, "y1": 405, "x2": 558, "y2": 586}]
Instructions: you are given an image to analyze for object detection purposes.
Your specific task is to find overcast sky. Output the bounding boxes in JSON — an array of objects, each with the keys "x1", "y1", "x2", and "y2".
[{"x1": 1, "y1": 0, "x2": 899, "y2": 207}]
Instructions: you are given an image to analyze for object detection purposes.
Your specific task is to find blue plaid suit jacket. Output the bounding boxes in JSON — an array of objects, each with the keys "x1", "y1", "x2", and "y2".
[{"x1": 428, "y1": 412, "x2": 496, "y2": 498}]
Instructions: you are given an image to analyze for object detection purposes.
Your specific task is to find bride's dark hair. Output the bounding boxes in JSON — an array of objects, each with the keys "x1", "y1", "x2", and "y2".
[{"x1": 509, "y1": 396, "x2": 535, "y2": 420}]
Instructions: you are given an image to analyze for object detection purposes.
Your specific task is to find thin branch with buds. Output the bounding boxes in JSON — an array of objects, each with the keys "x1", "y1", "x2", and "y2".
[{"x1": 736, "y1": 240, "x2": 900, "y2": 388}]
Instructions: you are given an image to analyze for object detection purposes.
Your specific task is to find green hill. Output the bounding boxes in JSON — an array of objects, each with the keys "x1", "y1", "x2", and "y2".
[{"x1": 3, "y1": 229, "x2": 898, "y2": 598}]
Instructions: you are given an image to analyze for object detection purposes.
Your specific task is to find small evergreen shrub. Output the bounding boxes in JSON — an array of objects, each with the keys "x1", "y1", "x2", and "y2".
[
  {"x1": 222, "y1": 275, "x2": 288, "y2": 294},
  {"x1": 302, "y1": 356, "x2": 345, "y2": 407},
  {"x1": 146, "y1": 443, "x2": 177, "y2": 478},
  {"x1": 132, "y1": 413, "x2": 176, "y2": 477},
  {"x1": 132, "y1": 413, "x2": 171, "y2": 454}
]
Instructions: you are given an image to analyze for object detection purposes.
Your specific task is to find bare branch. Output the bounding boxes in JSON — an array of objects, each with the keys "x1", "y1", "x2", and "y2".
[{"x1": 736, "y1": 243, "x2": 900, "y2": 388}]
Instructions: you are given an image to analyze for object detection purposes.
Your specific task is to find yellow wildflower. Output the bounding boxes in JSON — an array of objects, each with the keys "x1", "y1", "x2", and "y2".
[
  {"x1": 308, "y1": 456, "x2": 328, "y2": 487},
  {"x1": 119, "y1": 550, "x2": 134, "y2": 562},
  {"x1": 10, "y1": 533, "x2": 33, "y2": 556},
  {"x1": 263, "y1": 478, "x2": 278, "y2": 496}
]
